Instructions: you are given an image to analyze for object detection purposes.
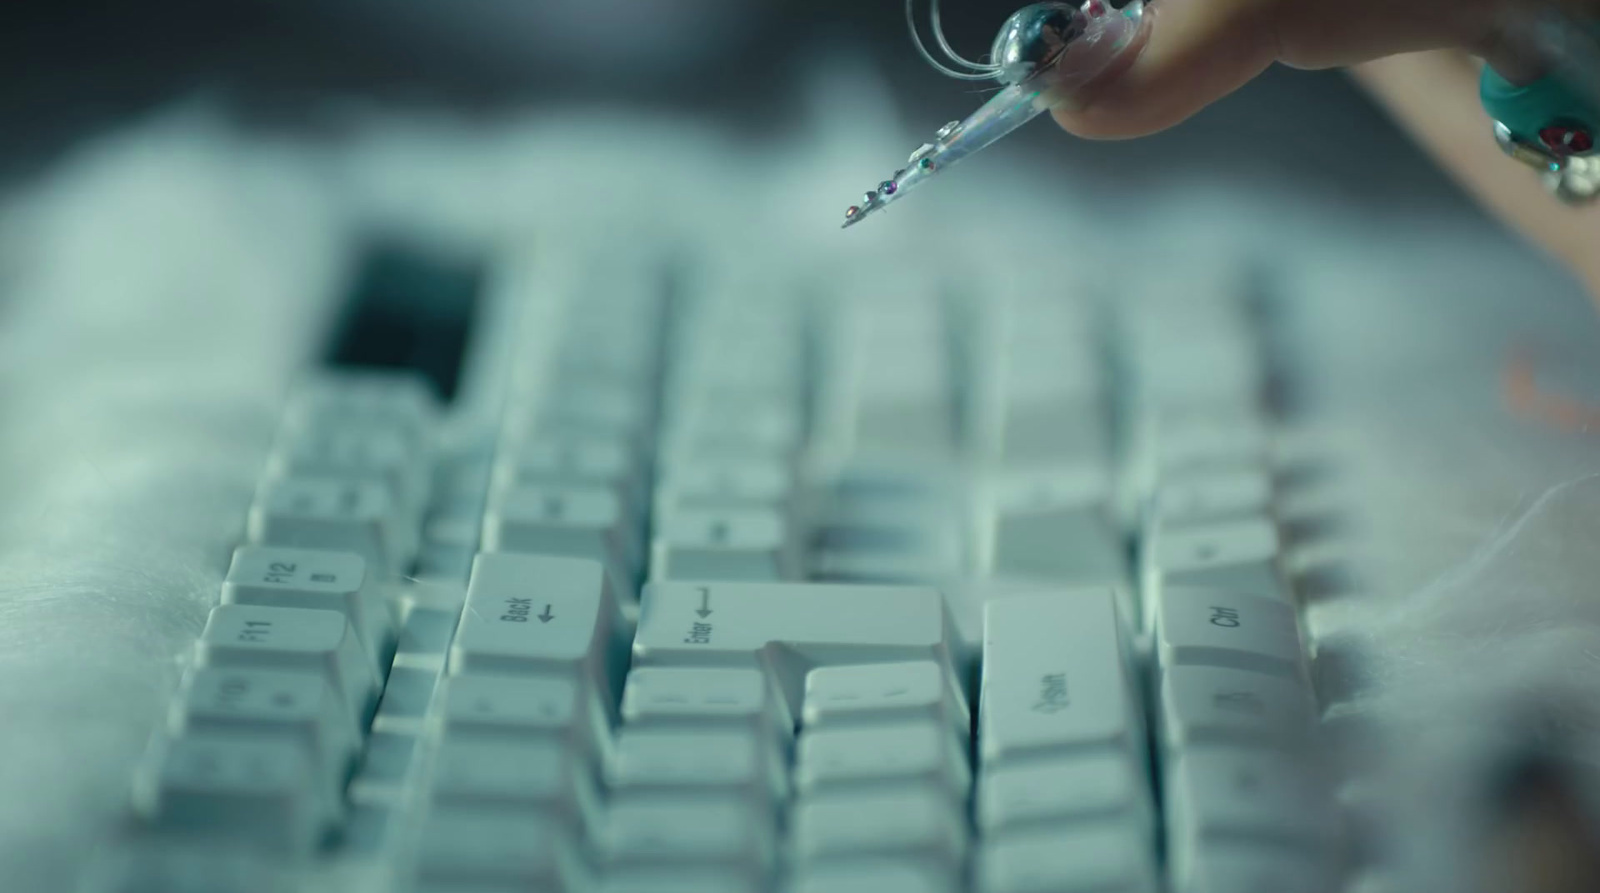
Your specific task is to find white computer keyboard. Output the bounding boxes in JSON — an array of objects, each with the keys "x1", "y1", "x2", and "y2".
[{"x1": 85, "y1": 243, "x2": 1338, "y2": 893}]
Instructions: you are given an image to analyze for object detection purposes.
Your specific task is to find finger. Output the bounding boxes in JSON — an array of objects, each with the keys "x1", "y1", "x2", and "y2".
[
  {"x1": 1051, "y1": 0, "x2": 1496, "y2": 139},
  {"x1": 1353, "y1": 50, "x2": 1600, "y2": 297}
]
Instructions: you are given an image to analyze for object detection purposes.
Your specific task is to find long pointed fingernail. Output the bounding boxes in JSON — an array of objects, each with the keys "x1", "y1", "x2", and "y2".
[{"x1": 995, "y1": 1, "x2": 1151, "y2": 110}]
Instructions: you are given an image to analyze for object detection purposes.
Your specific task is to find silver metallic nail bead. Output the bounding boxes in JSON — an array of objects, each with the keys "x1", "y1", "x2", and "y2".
[{"x1": 991, "y1": 2, "x2": 1090, "y2": 86}]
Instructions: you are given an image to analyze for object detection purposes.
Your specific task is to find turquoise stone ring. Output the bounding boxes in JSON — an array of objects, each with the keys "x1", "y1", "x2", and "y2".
[{"x1": 1480, "y1": 30, "x2": 1600, "y2": 203}]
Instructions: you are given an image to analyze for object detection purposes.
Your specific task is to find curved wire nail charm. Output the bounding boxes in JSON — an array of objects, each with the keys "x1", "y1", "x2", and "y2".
[{"x1": 841, "y1": 0, "x2": 1146, "y2": 229}]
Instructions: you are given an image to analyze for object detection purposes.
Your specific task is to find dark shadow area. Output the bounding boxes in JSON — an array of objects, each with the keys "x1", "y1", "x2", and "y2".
[
  {"x1": 1293, "y1": 561, "x2": 1362, "y2": 604},
  {"x1": 1311, "y1": 629, "x2": 1381, "y2": 708},
  {"x1": 1274, "y1": 459, "x2": 1344, "y2": 494},
  {"x1": 0, "y1": 0, "x2": 1480, "y2": 228},
  {"x1": 1281, "y1": 512, "x2": 1354, "y2": 549}
]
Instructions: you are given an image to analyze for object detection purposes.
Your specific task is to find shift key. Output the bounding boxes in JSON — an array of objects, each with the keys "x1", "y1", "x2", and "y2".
[
  {"x1": 449, "y1": 554, "x2": 622, "y2": 694},
  {"x1": 979, "y1": 588, "x2": 1141, "y2": 767}
]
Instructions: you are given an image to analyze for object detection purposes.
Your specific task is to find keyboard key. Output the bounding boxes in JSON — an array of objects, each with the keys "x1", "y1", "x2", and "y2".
[
  {"x1": 621, "y1": 667, "x2": 793, "y2": 743},
  {"x1": 603, "y1": 869, "x2": 758, "y2": 893},
  {"x1": 522, "y1": 380, "x2": 654, "y2": 442},
  {"x1": 801, "y1": 661, "x2": 968, "y2": 739},
  {"x1": 247, "y1": 477, "x2": 415, "y2": 574},
  {"x1": 977, "y1": 752, "x2": 1153, "y2": 836},
  {"x1": 607, "y1": 727, "x2": 786, "y2": 805},
  {"x1": 985, "y1": 468, "x2": 1124, "y2": 584},
  {"x1": 632, "y1": 581, "x2": 955, "y2": 711},
  {"x1": 196, "y1": 605, "x2": 379, "y2": 722},
  {"x1": 604, "y1": 796, "x2": 776, "y2": 874},
  {"x1": 1155, "y1": 470, "x2": 1273, "y2": 528},
  {"x1": 554, "y1": 330, "x2": 661, "y2": 385},
  {"x1": 1155, "y1": 417, "x2": 1268, "y2": 476},
  {"x1": 649, "y1": 507, "x2": 799, "y2": 582},
  {"x1": 1129, "y1": 325, "x2": 1262, "y2": 410},
  {"x1": 413, "y1": 811, "x2": 585, "y2": 891},
  {"x1": 673, "y1": 319, "x2": 806, "y2": 386},
  {"x1": 977, "y1": 822, "x2": 1157, "y2": 893},
  {"x1": 482, "y1": 482, "x2": 640, "y2": 579},
  {"x1": 267, "y1": 425, "x2": 430, "y2": 514},
  {"x1": 436, "y1": 674, "x2": 583, "y2": 743},
  {"x1": 796, "y1": 719, "x2": 969, "y2": 797},
  {"x1": 790, "y1": 786, "x2": 967, "y2": 866},
  {"x1": 413, "y1": 542, "x2": 476, "y2": 585},
  {"x1": 1159, "y1": 665, "x2": 1314, "y2": 749},
  {"x1": 392, "y1": 601, "x2": 460, "y2": 667},
  {"x1": 283, "y1": 372, "x2": 437, "y2": 448},
  {"x1": 495, "y1": 434, "x2": 647, "y2": 518},
  {"x1": 1150, "y1": 518, "x2": 1286, "y2": 604},
  {"x1": 1155, "y1": 590, "x2": 1306, "y2": 679},
  {"x1": 79, "y1": 843, "x2": 304, "y2": 893},
  {"x1": 350, "y1": 730, "x2": 416, "y2": 795},
  {"x1": 168, "y1": 666, "x2": 359, "y2": 790},
  {"x1": 342, "y1": 802, "x2": 394, "y2": 855},
  {"x1": 844, "y1": 387, "x2": 953, "y2": 457},
  {"x1": 992, "y1": 403, "x2": 1108, "y2": 468},
  {"x1": 1176, "y1": 845, "x2": 1337, "y2": 893},
  {"x1": 370, "y1": 667, "x2": 438, "y2": 736},
  {"x1": 662, "y1": 399, "x2": 804, "y2": 455},
  {"x1": 809, "y1": 545, "x2": 961, "y2": 584},
  {"x1": 809, "y1": 473, "x2": 967, "y2": 583},
  {"x1": 790, "y1": 861, "x2": 955, "y2": 893},
  {"x1": 134, "y1": 735, "x2": 327, "y2": 854},
  {"x1": 448, "y1": 554, "x2": 621, "y2": 694},
  {"x1": 979, "y1": 589, "x2": 1141, "y2": 767},
  {"x1": 221, "y1": 547, "x2": 393, "y2": 669},
  {"x1": 429, "y1": 737, "x2": 599, "y2": 829},
  {"x1": 655, "y1": 457, "x2": 794, "y2": 510},
  {"x1": 1164, "y1": 747, "x2": 1338, "y2": 859}
]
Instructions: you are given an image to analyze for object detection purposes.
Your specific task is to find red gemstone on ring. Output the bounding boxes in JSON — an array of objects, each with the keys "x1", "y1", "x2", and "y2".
[
  {"x1": 1086, "y1": 1, "x2": 1106, "y2": 15},
  {"x1": 1539, "y1": 124, "x2": 1594, "y2": 156}
]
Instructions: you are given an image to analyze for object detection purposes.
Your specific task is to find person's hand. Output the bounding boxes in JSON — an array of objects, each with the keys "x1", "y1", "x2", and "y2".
[{"x1": 1053, "y1": 0, "x2": 1600, "y2": 296}]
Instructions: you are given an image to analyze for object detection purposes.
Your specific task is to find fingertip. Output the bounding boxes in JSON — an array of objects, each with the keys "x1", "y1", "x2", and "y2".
[{"x1": 1048, "y1": 0, "x2": 1280, "y2": 139}]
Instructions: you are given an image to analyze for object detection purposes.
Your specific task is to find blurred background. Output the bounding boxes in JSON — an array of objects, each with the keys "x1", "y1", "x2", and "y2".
[
  {"x1": 0, "y1": 0, "x2": 1472, "y2": 212},
  {"x1": 7, "y1": 6, "x2": 1600, "y2": 892}
]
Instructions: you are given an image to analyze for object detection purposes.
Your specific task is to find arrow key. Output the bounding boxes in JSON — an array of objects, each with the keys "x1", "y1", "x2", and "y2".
[
  {"x1": 802, "y1": 661, "x2": 968, "y2": 741},
  {"x1": 603, "y1": 795, "x2": 777, "y2": 877},
  {"x1": 795, "y1": 719, "x2": 970, "y2": 799},
  {"x1": 606, "y1": 726, "x2": 788, "y2": 807},
  {"x1": 978, "y1": 752, "x2": 1154, "y2": 837},
  {"x1": 621, "y1": 667, "x2": 794, "y2": 745}
]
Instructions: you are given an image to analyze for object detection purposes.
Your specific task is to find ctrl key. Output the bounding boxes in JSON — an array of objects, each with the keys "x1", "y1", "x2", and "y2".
[{"x1": 133, "y1": 735, "x2": 328, "y2": 854}]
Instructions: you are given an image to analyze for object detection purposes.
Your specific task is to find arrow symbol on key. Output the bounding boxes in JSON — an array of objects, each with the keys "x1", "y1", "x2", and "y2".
[
  {"x1": 695, "y1": 587, "x2": 713, "y2": 619},
  {"x1": 538, "y1": 604, "x2": 554, "y2": 623}
]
